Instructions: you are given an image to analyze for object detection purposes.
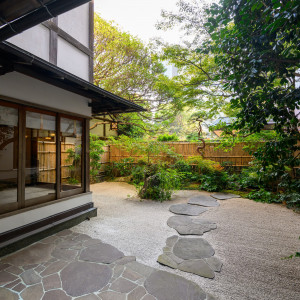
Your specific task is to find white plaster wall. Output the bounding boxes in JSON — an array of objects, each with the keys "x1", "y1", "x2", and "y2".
[
  {"x1": 7, "y1": 25, "x2": 50, "y2": 61},
  {"x1": 57, "y1": 37, "x2": 90, "y2": 81},
  {"x1": 58, "y1": 4, "x2": 90, "y2": 48},
  {"x1": 0, "y1": 72, "x2": 92, "y2": 117},
  {"x1": 0, "y1": 193, "x2": 93, "y2": 233}
]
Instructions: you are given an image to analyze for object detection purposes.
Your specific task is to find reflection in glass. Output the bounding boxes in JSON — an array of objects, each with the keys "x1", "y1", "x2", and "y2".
[
  {"x1": 0, "y1": 105, "x2": 18, "y2": 205},
  {"x1": 25, "y1": 111, "x2": 56, "y2": 201},
  {"x1": 61, "y1": 117, "x2": 82, "y2": 191}
]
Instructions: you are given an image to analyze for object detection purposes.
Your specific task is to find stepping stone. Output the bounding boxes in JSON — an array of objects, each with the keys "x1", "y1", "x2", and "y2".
[
  {"x1": 144, "y1": 270, "x2": 207, "y2": 300},
  {"x1": 173, "y1": 238, "x2": 215, "y2": 260},
  {"x1": 211, "y1": 192, "x2": 241, "y2": 200},
  {"x1": 61, "y1": 261, "x2": 112, "y2": 297},
  {"x1": 167, "y1": 216, "x2": 217, "y2": 235},
  {"x1": 169, "y1": 204, "x2": 208, "y2": 216},
  {"x1": 188, "y1": 195, "x2": 219, "y2": 207},
  {"x1": 178, "y1": 259, "x2": 215, "y2": 279}
]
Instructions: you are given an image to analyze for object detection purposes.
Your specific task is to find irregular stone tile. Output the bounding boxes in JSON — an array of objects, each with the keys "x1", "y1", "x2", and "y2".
[
  {"x1": 113, "y1": 265, "x2": 124, "y2": 278},
  {"x1": 157, "y1": 254, "x2": 178, "y2": 269},
  {"x1": 110, "y1": 277, "x2": 137, "y2": 293},
  {"x1": 113, "y1": 256, "x2": 136, "y2": 265},
  {"x1": 72, "y1": 234, "x2": 92, "y2": 242},
  {"x1": 165, "y1": 235, "x2": 179, "y2": 248},
  {"x1": 164, "y1": 253, "x2": 184, "y2": 264},
  {"x1": 205, "y1": 257, "x2": 223, "y2": 272},
  {"x1": 98, "y1": 291, "x2": 126, "y2": 300},
  {"x1": 40, "y1": 236, "x2": 58, "y2": 244},
  {"x1": 40, "y1": 260, "x2": 68, "y2": 276},
  {"x1": 61, "y1": 261, "x2": 112, "y2": 297},
  {"x1": 42, "y1": 289, "x2": 71, "y2": 300},
  {"x1": 12, "y1": 282, "x2": 26, "y2": 292},
  {"x1": 0, "y1": 287, "x2": 18, "y2": 300},
  {"x1": 42, "y1": 273, "x2": 61, "y2": 290},
  {"x1": 0, "y1": 271, "x2": 18, "y2": 285},
  {"x1": 122, "y1": 268, "x2": 143, "y2": 281},
  {"x1": 128, "y1": 286, "x2": 147, "y2": 300},
  {"x1": 173, "y1": 238, "x2": 215, "y2": 260},
  {"x1": 167, "y1": 216, "x2": 217, "y2": 235},
  {"x1": 56, "y1": 229, "x2": 73, "y2": 236},
  {"x1": 51, "y1": 248, "x2": 78, "y2": 261},
  {"x1": 211, "y1": 192, "x2": 240, "y2": 200},
  {"x1": 178, "y1": 259, "x2": 215, "y2": 279},
  {"x1": 144, "y1": 270, "x2": 207, "y2": 300},
  {"x1": 76, "y1": 295, "x2": 100, "y2": 300},
  {"x1": 188, "y1": 195, "x2": 219, "y2": 207},
  {"x1": 56, "y1": 239, "x2": 79, "y2": 249},
  {"x1": 21, "y1": 269, "x2": 41, "y2": 285},
  {"x1": 34, "y1": 265, "x2": 45, "y2": 274},
  {"x1": 2, "y1": 243, "x2": 55, "y2": 266},
  {"x1": 83, "y1": 238, "x2": 104, "y2": 247},
  {"x1": 23, "y1": 264, "x2": 39, "y2": 270},
  {"x1": 0, "y1": 263, "x2": 10, "y2": 271},
  {"x1": 6, "y1": 265, "x2": 22, "y2": 275},
  {"x1": 206, "y1": 293, "x2": 217, "y2": 300},
  {"x1": 169, "y1": 204, "x2": 208, "y2": 216},
  {"x1": 20, "y1": 283, "x2": 44, "y2": 300},
  {"x1": 80, "y1": 243, "x2": 124, "y2": 264},
  {"x1": 141, "y1": 295, "x2": 156, "y2": 300},
  {"x1": 125, "y1": 262, "x2": 154, "y2": 278},
  {"x1": 4, "y1": 279, "x2": 20, "y2": 289}
]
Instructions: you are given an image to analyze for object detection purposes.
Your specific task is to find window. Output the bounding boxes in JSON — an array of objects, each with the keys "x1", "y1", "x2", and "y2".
[{"x1": 0, "y1": 100, "x2": 87, "y2": 215}]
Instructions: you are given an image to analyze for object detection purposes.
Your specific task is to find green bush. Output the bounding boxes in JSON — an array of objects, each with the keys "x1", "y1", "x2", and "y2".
[
  {"x1": 248, "y1": 188, "x2": 277, "y2": 203},
  {"x1": 105, "y1": 158, "x2": 135, "y2": 178},
  {"x1": 90, "y1": 134, "x2": 105, "y2": 183},
  {"x1": 157, "y1": 133, "x2": 179, "y2": 142},
  {"x1": 199, "y1": 172, "x2": 229, "y2": 192}
]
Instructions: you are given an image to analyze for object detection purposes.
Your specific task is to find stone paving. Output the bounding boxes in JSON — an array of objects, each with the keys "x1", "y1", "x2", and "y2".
[
  {"x1": 0, "y1": 229, "x2": 215, "y2": 300},
  {"x1": 169, "y1": 204, "x2": 208, "y2": 216},
  {"x1": 211, "y1": 193, "x2": 240, "y2": 200},
  {"x1": 188, "y1": 196, "x2": 220, "y2": 207}
]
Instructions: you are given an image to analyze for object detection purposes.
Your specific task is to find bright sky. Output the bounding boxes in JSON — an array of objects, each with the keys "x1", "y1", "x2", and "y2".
[{"x1": 94, "y1": 0, "x2": 182, "y2": 44}]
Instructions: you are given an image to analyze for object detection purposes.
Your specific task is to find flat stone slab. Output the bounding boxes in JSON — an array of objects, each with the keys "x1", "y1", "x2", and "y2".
[
  {"x1": 157, "y1": 236, "x2": 222, "y2": 279},
  {"x1": 79, "y1": 243, "x2": 124, "y2": 264},
  {"x1": 211, "y1": 192, "x2": 241, "y2": 200},
  {"x1": 167, "y1": 216, "x2": 217, "y2": 235},
  {"x1": 144, "y1": 270, "x2": 207, "y2": 300},
  {"x1": 173, "y1": 238, "x2": 215, "y2": 260},
  {"x1": 169, "y1": 204, "x2": 208, "y2": 216},
  {"x1": 61, "y1": 261, "x2": 112, "y2": 297},
  {"x1": 188, "y1": 195, "x2": 220, "y2": 207}
]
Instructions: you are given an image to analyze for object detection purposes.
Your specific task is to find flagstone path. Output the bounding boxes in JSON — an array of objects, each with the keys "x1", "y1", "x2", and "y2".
[{"x1": 0, "y1": 229, "x2": 215, "y2": 300}]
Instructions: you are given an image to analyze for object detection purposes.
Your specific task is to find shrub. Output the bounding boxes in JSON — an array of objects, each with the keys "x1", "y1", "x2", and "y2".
[
  {"x1": 248, "y1": 188, "x2": 277, "y2": 203},
  {"x1": 90, "y1": 134, "x2": 105, "y2": 183},
  {"x1": 105, "y1": 158, "x2": 135, "y2": 178},
  {"x1": 157, "y1": 133, "x2": 179, "y2": 142},
  {"x1": 199, "y1": 172, "x2": 229, "y2": 192}
]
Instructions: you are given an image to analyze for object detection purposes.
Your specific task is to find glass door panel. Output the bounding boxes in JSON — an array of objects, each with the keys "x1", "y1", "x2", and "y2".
[
  {"x1": 0, "y1": 105, "x2": 18, "y2": 207},
  {"x1": 60, "y1": 117, "x2": 82, "y2": 191},
  {"x1": 25, "y1": 111, "x2": 56, "y2": 203}
]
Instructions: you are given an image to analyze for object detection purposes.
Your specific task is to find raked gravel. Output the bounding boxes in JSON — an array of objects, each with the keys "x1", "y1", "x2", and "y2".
[{"x1": 73, "y1": 182, "x2": 300, "y2": 300}]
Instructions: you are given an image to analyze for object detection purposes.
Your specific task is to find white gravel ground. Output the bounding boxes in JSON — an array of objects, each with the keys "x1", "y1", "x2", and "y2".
[{"x1": 73, "y1": 182, "x2": 300, "y2": 300}]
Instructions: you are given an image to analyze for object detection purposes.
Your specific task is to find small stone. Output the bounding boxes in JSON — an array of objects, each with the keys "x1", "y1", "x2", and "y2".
[
  {"x1": 173, "y1": 238, "x2": 215, "y2": 260},
  {"x1": 165, "y1": 235, "x2": 179, "y2": 248},
  {"x1": 128, "y1": 286, "x2": 147, "y2": 300},
  {"x1": 23, "y1": 264, "x2": 39, "y2": 270},
  {"x1": 42, "y1": 273, "x2": 61, "y2": 290},
  {"x1": 188, "y1": 195, "x2": 220, "y2": 207},
  {"x1": 141, "y1": 295, "x2": 156, "y2": 300},
  {"x1": 34, "y1": 265, "x2": 45, "y2": 274},
  {"x1": 51, "y1": 248, "x2": 78, "y2": 261},
  {"x1": 125, "y1": 262, "x2": 154, "y2": 278},
  {"x1": 4, "y1": 279, "x2": 20, "y2": 289},
  {"x1": 205, "y1": 257, "x2": 223, "y2": 272},
  {"x1": 169, "y1": 204, "x2": 208, "y2": 216},
  {"x1": 76, "y1": 295, "x2": 100, "y2": 300},
  {"x1": 157, "y1": 254, "x2": 178, "y2": 269},
  {"x1": 0, "y1": 263, "x2": 10, "y2": 271},
  {"x1": 0, "y1": 287, "x2": 18, "y2": 300},
  {"x1": 21, "y1": 269, "x2": 41, "y2": 285},
  {"x1": 0, "y1": 271, "x2": 18, "y2": 285},
  {"x1": 113, "y1": 265, "x2": 124, "y2": 277},
  {"x1": 72, "y1": 234, "x2": 92, "y2": 242},
  {"x1": 21, "y1": 283, "x2": 44, "y2": 300},
  {"x1": 97, "y1": 291, "x2": 126, "y2": 300},
  {"x1": 83, "y1": 238, "x2": 104, "y2": 247},
  {"x1": 12, "y1": 283, "x2": 26, "y2": 292},
  {"x1": 144, "y1": 270, "x2": 207, "y2": 300},
  {"x1": 178, "y1": 259, "x2": 215, "y2": 279},
  {"x1": 5, "y1": 266, "x2": 22, "y2": 275},
  {"x1": 42, "y1": 289, "x2": 71, "y2": 300},
  {"x1": 80, "y1": 243, "x2": 124, "y2": 264},
  {"x1": 56, "y1": 240, "x2": 78, "y2": 249},
  {"x1": 211, "y1": 192, "x2": 240, "y2": 200},
  {"x1": 40, "y1": 236, "x2": 58, "y2": 244},
  {"x1": 110, "y1": 277, "x2": 137, "y2": 293},
  {"x1": 166, "y1": 253, "x2": 184, "y2": 265},
  {"x1": 114, "y1": 256, "x2": 136, "y2": 265},
  {"x1": 40, "y1": 260, "x2": 68, "y2": 276},
  {"x1": 123, "y1": 268, "x2": 143, "y2": 281}
]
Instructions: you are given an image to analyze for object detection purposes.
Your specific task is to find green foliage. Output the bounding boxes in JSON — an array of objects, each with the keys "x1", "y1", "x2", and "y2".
[
  {"x1": 157, "y1": 133, "x2": 179, "y2": 142},
  {"x1": 90, "y1": 134, "x2": 105, "y2": 183},
  {"x1": 139, "y1": 165, "x2": 182, "y2": 202},
  {"x1": 65, "y1": 147, "x2": 81, "y2": 185},
  {"x1": 105, "y1": 158, "x2": 135, "y2": 178},
  {"x1": 199, "y1": 172, "x2": 229, "y2": 192},
  {"x1": 248, "y1": 189, "x2": 277, "y2": 204}
]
